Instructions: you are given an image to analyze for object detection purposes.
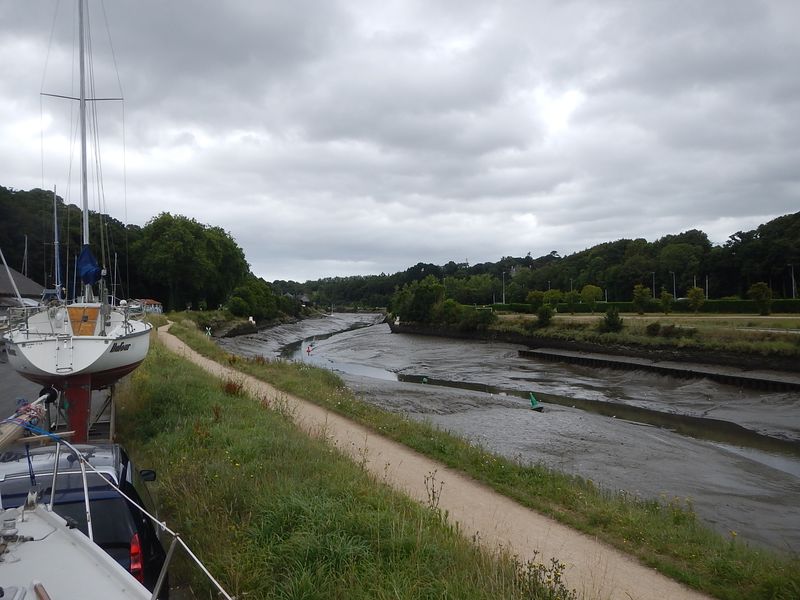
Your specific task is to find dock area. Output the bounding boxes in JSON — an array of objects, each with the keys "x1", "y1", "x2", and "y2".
[{"x1": 519, "y1": 347, "x2": 800, "y2": 391}]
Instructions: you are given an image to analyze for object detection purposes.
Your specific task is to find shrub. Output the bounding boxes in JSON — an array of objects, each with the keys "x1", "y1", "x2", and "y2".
[
  {"x1": 632, "y1": 284, "x2": 651, "y2": 315},
  {"x1": 527, "y1": 290, "x2": 545, "y2": 311},
  {"x1": 645, "y1": 322, "x2": 661, "y2": 336},
  {"x1": 659, "y1": 324, "x2": 697, "y2": 339},
  {"x1": 564, "y1": 290, "x2": 580, "y2": 314},
  {"x1": 580, "y1": 284, "x2": 603, "y2": 314},
  {"x1": 458, "y1": 307, "x2": 496, "y2": 331},
  {"x1": 598, "y1": 306, "x2": 623, "y2": 332},
  {"x1": 434, "y1": 298, "x2": 462, "y2": 324},
  {"x1": 747, "y1": 282, "x2": 773, "y2": 315},
  {"x1": 660, "y1": 289, "x2": 674, "y2": 314},
  {"x1": 687, "y1": 287, "x2": 705, "y2": 313},
  {"x1": 227, "y1": 296, "x2": 249, "y2": 317},
  {"x1": 660, "y1": 324, "x2": 678, "y2": 338},
  {"x1": 536, "y1": 305, "x2": 554, "y2": 327}
]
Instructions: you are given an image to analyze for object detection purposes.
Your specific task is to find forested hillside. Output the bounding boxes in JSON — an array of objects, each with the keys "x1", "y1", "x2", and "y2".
[
  {"x1": 3, "y1": 185, "x2": 797, "y2": 311},
  {"x1": 275, "y1": 213, "x2": 800, "y2": 308},
  {"x1": 0, "y1": 186, "x2": 297, "y2": 318}
]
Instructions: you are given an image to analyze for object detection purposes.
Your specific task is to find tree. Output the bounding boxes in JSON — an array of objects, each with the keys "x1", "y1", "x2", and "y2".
[
  {"x1": 580, "y1": 284, "x2": 603, "y2": 313},
  {"x1": 228, "y1": 296, "x2": 249, "y2": 317},
  {"x1": 686, "y1": 286, "x2": 705, "y2": 313},
  {"x1": 433, "y1": 298, "x2": 462, "y2": 324},
  {"x1": 526, "y1": 290, "x2": 545, "y2": 311},
  {"x1": 660, "y1": 288, "x2": 674, "y2": 314},
  {"x1": 133, "y1": 213, "x2": 248, "y2": 311},
  {"x1": 390, "y1": 275, "x2": 444, "y2": 323},
  {"x1": 230, "y1": 276, "x2": 280, "y2": 321},
  {"x1": 543, "y1": 289, "x2": 563, "y2": 307},
  {"x1": 564, "y1": 290, "x2": 580, "y2": 314},
  {"x1": 747, "y1": 282, "x2": 773, "y2": 315},
  {"x1": 631, "y1": 284, "x2": 651, "y2": 315}
]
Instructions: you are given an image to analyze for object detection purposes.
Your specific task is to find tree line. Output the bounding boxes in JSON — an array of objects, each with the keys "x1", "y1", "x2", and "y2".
[
  {"x1": 4, "y1": 185, "x2": 797, "y2": 314},
  {"x1": 0, "y1": 186, "x2": 297, "y2": 319},
  {"x1": 274, "y1": 212, "x2": 799, "y2": 308}
]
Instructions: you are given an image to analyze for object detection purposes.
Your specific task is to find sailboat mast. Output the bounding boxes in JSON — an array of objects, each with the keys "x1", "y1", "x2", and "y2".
[{"x1": 79, "y1": 0, "x2": 89, "y2": 247}]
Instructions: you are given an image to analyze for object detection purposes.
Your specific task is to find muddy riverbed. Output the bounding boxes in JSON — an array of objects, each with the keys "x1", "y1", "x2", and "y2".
[{"x1": 220, "y1": 313, "x2": 800, "y2": 554}]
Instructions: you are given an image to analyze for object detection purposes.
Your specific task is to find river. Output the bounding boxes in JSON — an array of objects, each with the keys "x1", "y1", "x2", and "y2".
[{"x1": 219, "y1": 313, "x2": 800, "y2": 554}]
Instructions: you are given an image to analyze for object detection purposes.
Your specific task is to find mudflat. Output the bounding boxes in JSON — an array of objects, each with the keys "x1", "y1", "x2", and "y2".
[{"x1": 160, "y1": 323, "x2": 710, "y2": 600}]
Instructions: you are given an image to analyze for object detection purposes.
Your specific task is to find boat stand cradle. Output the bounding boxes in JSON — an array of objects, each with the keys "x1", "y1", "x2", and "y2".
[{"x1": 42, "y1": 382, "x2": 116, "y2": 443}]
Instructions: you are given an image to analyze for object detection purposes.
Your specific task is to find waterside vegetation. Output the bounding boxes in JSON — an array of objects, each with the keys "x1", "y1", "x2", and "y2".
[
  {"x1": 163, "y1": 316, "x2": 800, "y2": 600},
  {"x1": 492, "y1": 312, "x2": 800, "y2": 360},
  {"x1": 389, "y1": 275, "x2": 800, "y2": 361},
  {"x1": 115, "y1": 340, "x2": 575, "y2": 599}
]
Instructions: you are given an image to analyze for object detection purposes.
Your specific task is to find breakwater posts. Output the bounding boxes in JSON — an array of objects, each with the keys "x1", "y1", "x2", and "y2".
[{"x1": 520, "y1": 348, "x2": 800, "y2": 392}]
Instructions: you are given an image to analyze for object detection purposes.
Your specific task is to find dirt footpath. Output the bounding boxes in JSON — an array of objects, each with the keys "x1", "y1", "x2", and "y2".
[{"x1": 158, "y1": 325, "x2": 711, "y2": 600}]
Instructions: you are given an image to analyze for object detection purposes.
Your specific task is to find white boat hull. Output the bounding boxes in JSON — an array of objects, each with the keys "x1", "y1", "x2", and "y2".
[
  {"x1": 1, "y1": 504, "x2": 151, "y2": 599},
  {"x1": 3, "y1": 306, "x2": 152, "y2": 389}
]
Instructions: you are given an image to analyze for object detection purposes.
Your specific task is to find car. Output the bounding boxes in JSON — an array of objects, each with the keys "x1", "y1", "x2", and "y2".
[{"x1": 0, "y1": 443, "x2": 169, "y2": 598}]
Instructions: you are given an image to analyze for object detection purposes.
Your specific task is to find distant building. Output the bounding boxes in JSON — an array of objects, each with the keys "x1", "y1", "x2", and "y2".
[
  {"x1": 138, "y1": 299, "x2": 163, "y2": 314},
  {"x1": 0, "y1": 265, "x2": 44, "y2": 311}
]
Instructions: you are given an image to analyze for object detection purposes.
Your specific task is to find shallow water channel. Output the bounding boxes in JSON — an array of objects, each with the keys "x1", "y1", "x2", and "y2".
[{"x1": 220, "y1": 313, "x2": 800, "y2": 554}]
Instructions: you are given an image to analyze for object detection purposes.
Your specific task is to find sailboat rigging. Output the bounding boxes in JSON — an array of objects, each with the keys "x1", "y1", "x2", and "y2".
[{"x1": 3, "y1": 0, "x2": 151, "y2": 443}]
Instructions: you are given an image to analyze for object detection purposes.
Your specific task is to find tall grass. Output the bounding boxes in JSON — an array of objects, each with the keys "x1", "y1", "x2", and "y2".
[
  {"x1": 116, "y1": 342, "x2": 575, "y2": 599},
  {"x1": 166, "y1": 318, "x2": 800, "y2": 600}
]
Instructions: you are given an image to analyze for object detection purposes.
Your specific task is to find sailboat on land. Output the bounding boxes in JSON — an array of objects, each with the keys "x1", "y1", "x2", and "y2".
[{"x1": 2, "y1": 0, "x2": 151, "y2": 442}]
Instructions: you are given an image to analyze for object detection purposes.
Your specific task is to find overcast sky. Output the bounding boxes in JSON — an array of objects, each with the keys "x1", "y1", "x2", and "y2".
[{"x1": 1, "y1": 1, "x2": 798, "y2": 282}]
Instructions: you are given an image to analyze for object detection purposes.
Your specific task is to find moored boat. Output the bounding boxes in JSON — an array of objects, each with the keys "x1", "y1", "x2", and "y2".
[
  {"x1": 1, "y1": 0, "x2": 151, "y2": 442},
  {"x1": 1, "y1": 503, "x2": 153, "y2": 600},
  {"x1": 1, "y1": 392, "x2": 232, "y2": 600}
]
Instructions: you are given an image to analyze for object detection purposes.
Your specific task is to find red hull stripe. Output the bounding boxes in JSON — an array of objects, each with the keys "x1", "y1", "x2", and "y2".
[{"x1": 15, "y1": 360, "x2": 145, "y2": 390}]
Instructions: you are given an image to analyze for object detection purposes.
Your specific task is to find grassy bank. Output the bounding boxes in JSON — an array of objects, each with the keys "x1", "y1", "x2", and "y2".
[
  {"x1": 493, "y1": 313, "x2": 800, "y2": 360},
  {"x1": 165, "y1": 317, "x2": 800, "y2": 600},
  {"x1": 115, "y1": 340, "x2": 574, "y2": 599}
]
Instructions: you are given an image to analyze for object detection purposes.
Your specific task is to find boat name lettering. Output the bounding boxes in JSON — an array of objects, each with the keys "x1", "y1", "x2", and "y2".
[{"x1": 110, "y1": 342, "x2": 132, "y2": 353}]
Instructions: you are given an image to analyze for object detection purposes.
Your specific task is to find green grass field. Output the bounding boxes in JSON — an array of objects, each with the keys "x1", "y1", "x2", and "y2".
[{"x1": 494, "y1": 312, "x2": 800, "y2": 359}]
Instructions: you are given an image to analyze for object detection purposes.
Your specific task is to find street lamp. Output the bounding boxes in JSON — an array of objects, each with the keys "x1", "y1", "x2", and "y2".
[
  {"x1": 502, "y1": 271, "x2": 507, "y2": 305},
  {"x1": 569, "y1": 278, "x2": 573, "y2": 292},
  {"x1": 669, "y1": 271, "x2": 676, "y2": 298},
  {"x1": 650, "y1": 272, "x2": 656, "y2": 298},
  {"x1": 789, "y1": 264, "x2": 797, "y2": 299}
]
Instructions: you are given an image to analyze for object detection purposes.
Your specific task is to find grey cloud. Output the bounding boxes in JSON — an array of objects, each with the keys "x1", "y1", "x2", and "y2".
[{"x1": 1, "y1": 1, "x2": 798, "y2": 282}]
